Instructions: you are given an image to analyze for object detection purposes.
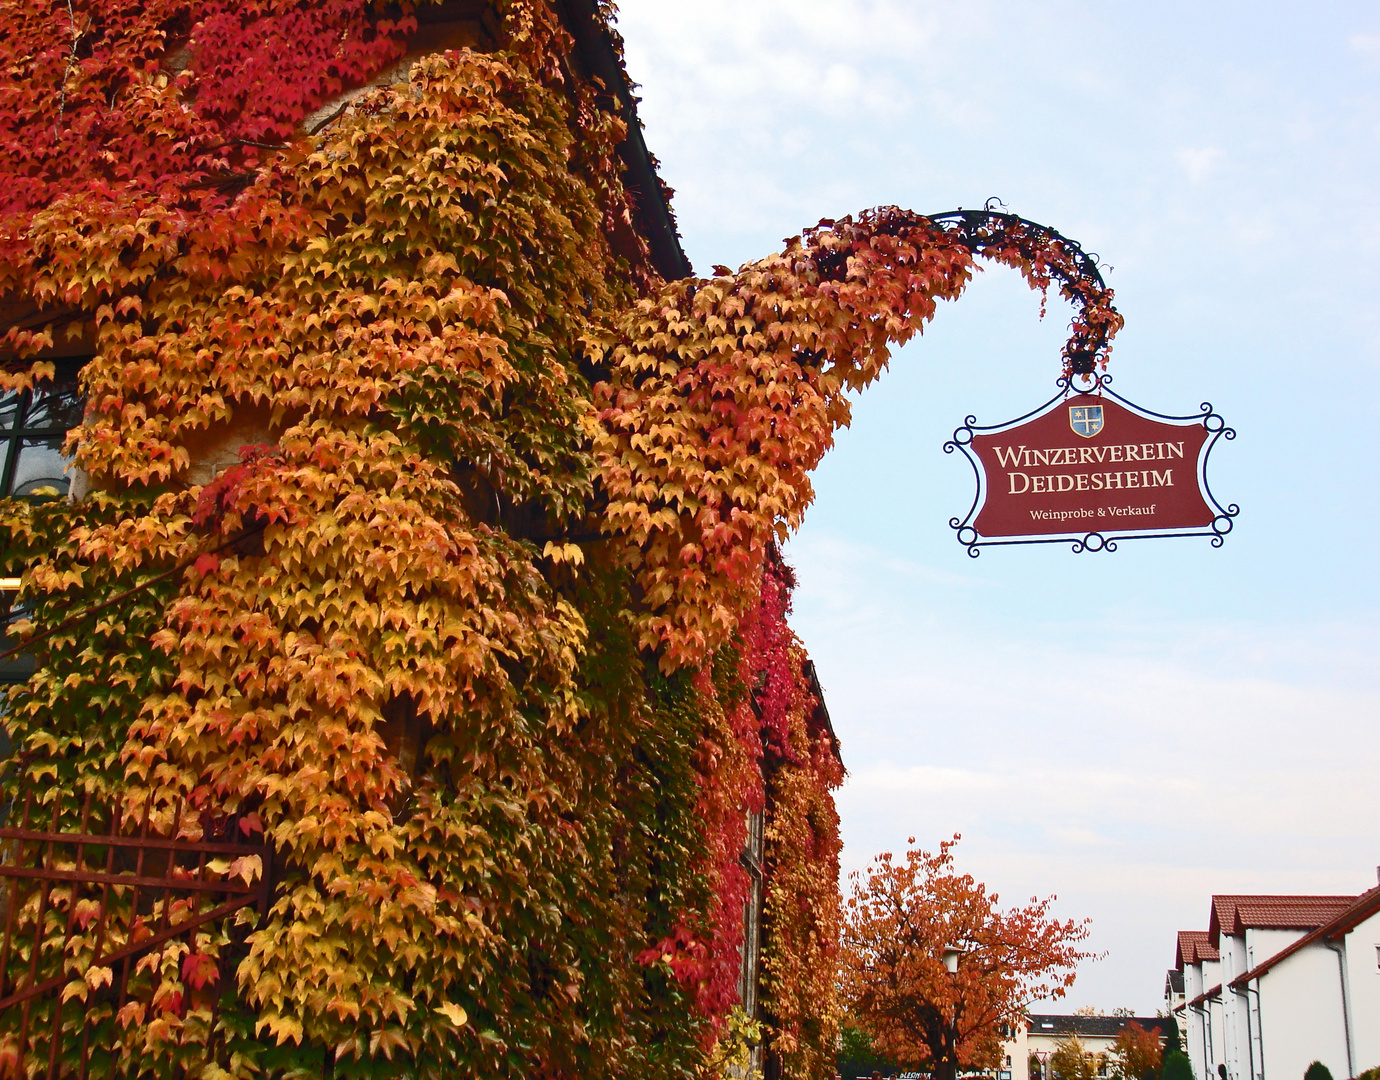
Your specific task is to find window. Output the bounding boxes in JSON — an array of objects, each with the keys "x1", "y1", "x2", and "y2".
[
  {"x1": 0, "y1": 363, "x2": 84, "y2": 685},
  {"x1": 0, "y1": 364, "x2": 84, "y2": 499}
]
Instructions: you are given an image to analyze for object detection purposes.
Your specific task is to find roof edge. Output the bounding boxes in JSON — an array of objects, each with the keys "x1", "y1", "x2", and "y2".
[
  {"x1": 1229, "y1": 885, "x2": 1380, "y2": 990},
  {"x1": 803, "y1": 659, "x2": 842, "y2": 765},
  {"x1": 1187, "y1": 983, "x2": 1222, "y2": 1009},
  {"x1": 554, "y1": 0, "x2": 692, "y2": 281}
]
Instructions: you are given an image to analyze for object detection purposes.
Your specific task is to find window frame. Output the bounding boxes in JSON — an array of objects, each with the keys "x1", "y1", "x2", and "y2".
[
  {"x1": 0, "y1": 359, "x2": 87, "y2": 683},
  {"x1": 0, "y1": 359, "x2": 86, "y2": 500}
]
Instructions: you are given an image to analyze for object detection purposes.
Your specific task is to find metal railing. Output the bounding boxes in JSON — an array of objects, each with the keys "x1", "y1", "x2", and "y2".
[{"x1": 0, "y1": 791, "x2": 271, "y2": 1078}]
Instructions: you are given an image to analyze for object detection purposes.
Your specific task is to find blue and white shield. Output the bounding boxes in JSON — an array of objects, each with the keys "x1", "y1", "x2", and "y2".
[{"x1": 1069, "y1": 404, "x2": 1104, "y2": 438}]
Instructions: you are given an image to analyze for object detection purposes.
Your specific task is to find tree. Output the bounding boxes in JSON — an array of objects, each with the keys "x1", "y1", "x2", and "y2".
[
  {"x1": 1161, "y1": 1051, "x2": 1194, "y2": 1080},
  {"x1": 1050, "y1": 1037, "x2": 1102, "y2": 1080},
  {"x1": 1112, "y1": 1021, "x2": 1163, "y2": 1080},
  {"x1": 841, "y1": 836, "x2": 1095, "y2": 1080},
  {"x1": 838, "y1": 1015, "x2": 902, "y2": 1079},
  {"x1": 1304, "y1": 1063, "x2": 1335, "y2": 1080},
  {"x1": 1158, "y1": 1013, "x2": 1185, "y2": 1055}
]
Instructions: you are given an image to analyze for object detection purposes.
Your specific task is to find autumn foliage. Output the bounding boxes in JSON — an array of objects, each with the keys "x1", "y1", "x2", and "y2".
[
  {"x1": 842, "y1": 837, "x2": 1095, "y2": 1080},
  {"x1": 1112, "y1": 1021, "x2": 1164, "y2": 1080},
  {"x1": 0, "y1": 0, "x2": 1120, "y2": 1076},
  {"x1": 1050, "y1": 1036, "x2": 1104, "y2": 1080}
]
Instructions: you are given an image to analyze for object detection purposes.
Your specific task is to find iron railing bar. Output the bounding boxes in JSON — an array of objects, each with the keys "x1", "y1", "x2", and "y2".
[
  {"x1": 205, "y1": 817, "x2": 225, "y2": 1070},
  {"x1": 0, "y1": 893, "x2": 258, "y2": 1012},
  {"x1": 84, "y1": 802, "x2": 119, "y2": 969},
  {"x1": 118, "y1": 791, "x2": 154, "y2": 1013},
  {"x1": 18, "y1": 802, "x2": 60, "y2": 1056},
  {"x1": 156, "y1": 801, "x2": 184, "y2": 937},
  {"x1": 0, "y1": 866, "x2": 258, "y2": 893},
  {"x1": 46, "y1": 793, "x2": 92, "y2": 1078},
  {"x1": 0, "y1": 829, "x2": 262, "y2": 856},
  {"x1": 79, "y1": 801, "x2": 121, "y2": 1080},
  {"x1": 0, "y1": 794, "x2": 32, "y2": 998},
  {"x1": 0, "y1": 798, "x2": 274, "y2": 1062}
]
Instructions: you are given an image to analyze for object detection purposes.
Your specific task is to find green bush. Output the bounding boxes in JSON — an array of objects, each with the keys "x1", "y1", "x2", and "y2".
[
  {"x1": 837, "y1": 1018, "x2": 901, "y2": 1079},
  {"x1": 1304, "y1": 1063, "x2": 1334, "y2": 1080}
]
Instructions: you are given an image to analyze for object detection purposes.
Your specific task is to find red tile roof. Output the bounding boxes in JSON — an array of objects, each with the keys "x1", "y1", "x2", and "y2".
[
  {"x1": 1207, "y1": 894, "x2": 1355, "y2": 945},
  {"x1": 1229, "y1": 885, "x2": 1380, "y2": 990},
  {"x1": 1176, "y1": 930, "x2": 1218, "y2": 969}
]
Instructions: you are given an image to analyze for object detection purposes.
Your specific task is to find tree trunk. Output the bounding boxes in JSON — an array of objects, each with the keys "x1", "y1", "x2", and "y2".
[{"x1": 935, "y1": 1035, "x2": 961, "y2": 1080}]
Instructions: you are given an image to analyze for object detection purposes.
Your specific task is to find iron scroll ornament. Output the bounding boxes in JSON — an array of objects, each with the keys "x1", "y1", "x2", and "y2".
[
  {"x1": 944, "y1": 375, "x2": 1238, "y2": 556},
  {"x1": 924, "y1": 200, "x2": 1118, "y2": 377}
]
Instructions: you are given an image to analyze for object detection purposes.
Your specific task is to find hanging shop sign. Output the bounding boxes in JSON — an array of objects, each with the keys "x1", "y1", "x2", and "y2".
[{"x1": 945, "y1": 376, "x2": 1237, "y2": 555}]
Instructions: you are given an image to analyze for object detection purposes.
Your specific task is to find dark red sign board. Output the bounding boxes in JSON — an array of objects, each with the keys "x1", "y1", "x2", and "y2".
[
  {"x1": 947, "y1": 385, "x2": 1236, "y2": 553},
  {"x1": 972, "y1": 396, "x2": 1213, "y2": 537}
]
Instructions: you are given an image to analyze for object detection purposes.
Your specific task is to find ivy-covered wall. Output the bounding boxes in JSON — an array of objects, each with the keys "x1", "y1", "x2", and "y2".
[{"x1": 0, "y1": 1, "x2": 1118, "y2": 1076}]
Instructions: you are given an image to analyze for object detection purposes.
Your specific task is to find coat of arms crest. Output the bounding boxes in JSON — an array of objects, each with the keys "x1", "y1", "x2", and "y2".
[{"x1": 1068, "y1": 404, "x2": 1104, "y2": 438}]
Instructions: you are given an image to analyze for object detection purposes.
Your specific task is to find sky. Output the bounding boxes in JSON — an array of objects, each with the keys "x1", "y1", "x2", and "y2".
[{"x1": 615, "y1": 0, "x2": 1380, "y2": 1013}]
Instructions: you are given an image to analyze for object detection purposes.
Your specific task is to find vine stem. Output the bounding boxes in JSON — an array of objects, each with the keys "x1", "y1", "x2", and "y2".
[
  {"x1": 53, "y1": 0, "x2": 81, "y2": 141},
  {"x1": 0, "y1": 522, "x2": 268, "y2": 664}
]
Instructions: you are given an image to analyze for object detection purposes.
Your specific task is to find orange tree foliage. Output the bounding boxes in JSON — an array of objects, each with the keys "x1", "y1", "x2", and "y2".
[
  {"x1": 0, "y1": 0, "x2": 1121, "y2": 1076},
  {"x1": 1112, "y1": 1021, "x2": 1164, "y2": 1080},
  {"x1": 841, "y1": 837, "x2": 1096, "y2": 1080}
]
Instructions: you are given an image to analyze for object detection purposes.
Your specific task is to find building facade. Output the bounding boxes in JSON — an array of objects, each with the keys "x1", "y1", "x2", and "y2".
[
  {"x1": 1178, "y1": 929, "x2": 1226, "y2": 1080},
  {"x1": 1004, "y1": 1014, "x2": 1172, "y2": 1080},
  {"x1": 1169, "y1": 884, "x2": 1380, "y2": 1080},
  {"x1": 0, "y1": 2, "x2": 845, "y2": 1076}
]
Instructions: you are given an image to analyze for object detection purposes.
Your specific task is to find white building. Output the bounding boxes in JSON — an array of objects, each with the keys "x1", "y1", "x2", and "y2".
[
  {"x1": 1004, "y1": 1015, "x2": 1171, "y2": 1080},
  {"x1": 1177, "y1": 929, "x2": 1225, "y2": 1080},
  {"x1": 1166, "y1": 968, "x2": 1185, "y2": 1019},
  {"x1": 1170, "y1": 882, "x2": 1380, "y2": 1080}
]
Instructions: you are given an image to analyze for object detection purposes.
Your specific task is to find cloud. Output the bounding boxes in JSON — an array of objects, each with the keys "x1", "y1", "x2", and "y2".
[
  {"x1": 1348, "y1": 33, "x2": 1380, "y2": 63},
  {"x1": 614, "y1": 0, "x2": 1003, "y2": 245},
  {"x1": 785, "y1": 532, "x2": 1380, "y2": 1009},
  {"x1": 1175, "y1": 146, "x2": 1226, "y2": 183},
  {"x1": 610, "y1": 0, "x2": 1380, "y2": 1011}
]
